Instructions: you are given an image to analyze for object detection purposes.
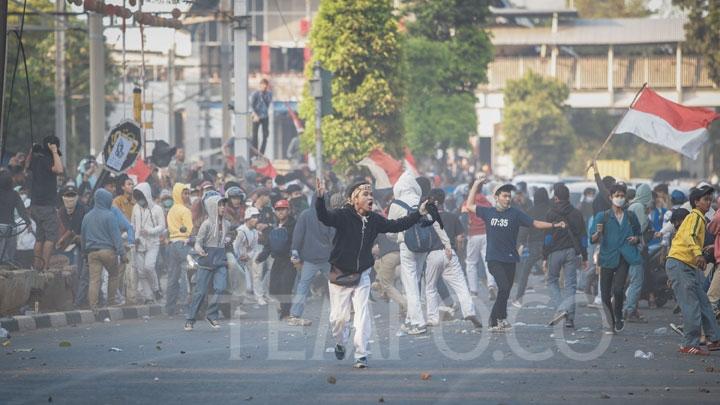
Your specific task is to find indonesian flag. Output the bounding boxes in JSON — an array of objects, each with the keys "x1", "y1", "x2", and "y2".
[
  {"x1": 358, "y1": 148, "x2": 403, "y2": 189},
  {"x1": 285, "y1": 102, "x2": 304, "y2": 134},
  {"x1": 614, "y1": 87, "x2": 720, "y2": 159}
]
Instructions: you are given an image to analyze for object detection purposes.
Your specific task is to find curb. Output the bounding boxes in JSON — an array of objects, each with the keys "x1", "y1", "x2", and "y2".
[{"x1": 0, "y1": 305, "x2": 163, "y2": 333}]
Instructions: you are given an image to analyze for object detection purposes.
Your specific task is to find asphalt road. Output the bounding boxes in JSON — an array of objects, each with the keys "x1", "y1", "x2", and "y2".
[{"x1": 3, "y1": 275, "x2": 720, "y2": 405}]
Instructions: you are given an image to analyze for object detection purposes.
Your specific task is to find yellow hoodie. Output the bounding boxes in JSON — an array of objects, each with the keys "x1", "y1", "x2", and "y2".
[
  {"x1": 167, "y1": 183, "x2": 193, "y2": 242},
  {"x1": 668, "y1": 208, "x2": 706, "y2": 268}
]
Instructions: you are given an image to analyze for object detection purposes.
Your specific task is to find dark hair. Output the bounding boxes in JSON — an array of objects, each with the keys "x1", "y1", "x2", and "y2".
[
  {"x1": 583, "y1": 187, "x2": 595, "y2": 195},
  {"x1": 260, "y1": 78, "x2": 269, "y2": 85},
  {"x1": 690, "y1": 186, "x2": 714, "y2": 209},
  {"x1": 601, "y1": 176, "x2": 616, "y2": 189},
  {"x1": 670, "y1": 208, "x2": 690, "y2": 225},
  {"x1": 416, "y1": 177, "x2": 431, "y2": 198},
  {"x1": 552, "y1": 183, "x2": 570, "y2": 201},
  {"x1": 653, "y1": 183, "x2": 669, "y2": 195},
  {"x1": 495, "y1": 184, "x2": 515, "y2": 196},
  {"x1": 429, "y1": 188, "x2": 446, "y2": 205},
  {"x1": 42, "y1": 135, "x2": 62, "y2": 156},
  {"x1": 609, "y1": 183, "x2": 627, "y2": 196}
]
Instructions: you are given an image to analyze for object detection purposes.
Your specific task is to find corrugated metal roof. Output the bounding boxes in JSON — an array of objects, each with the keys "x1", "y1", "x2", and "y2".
[{"x1": 490, "y1": 17, "x2": 687, "y2": 46}]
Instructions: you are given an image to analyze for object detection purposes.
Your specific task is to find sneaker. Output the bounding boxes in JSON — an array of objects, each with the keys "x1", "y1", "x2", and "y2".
[
  {"x1": 407, "y1": 325, "x2": 427, "y2": 335},
  {"x1": 603, "y1": 328, "x2": 616, "y2": 335},
  {"x1": 564, "y1": 319, "x2": 575, "y2": 329},
  {"x1": 499, "y1": 319, "x2": 513, "y2": 330},
  {"x1": 549, "y1": 311, "x2": 568, "y2": 326},
  {"x1": 184, "y1": 321, "x2": 194, "y2": 331},
  {"x1": 626, "y1": 311, "x2": 648, "y2": 323},
  {"x1": 464, "y1": 315, "x2": 483, "y2": 329},
  {"x1": 678, "y1": 346, "x2": 710, "y2": 356},
  {"x1": 587, "y1": 302, "x2": 603, "y2": 309},
  {"x1": 614, "y1": 319, "x2": 625, "y2": 333},
  {"x1": 489, "y1": 325, "x2": 505, "y2": 333},
  {"x1": 287, "y1": 316, "x2": 312, "y2": 326},
  {"x1": 670, "y1": 323, "x2": 684, "y2": 337},
  {"x1": 511, "y1": 300, "x2": 523, "y2": 309},
  {"x1": 335, "y1": 344, "x2": 346, "y2": 360},
  {"x1": 207, "y1": 317, "x2": 220, "y2": 329},
  {"x1": 234, "y1": 308, "x2": 248, "y2": 318},
  {"x1": 353, "y1": 357, "x2": 368, "y2": 369},
  {"x1": 256, "y1": 297, "x2": 268, "y2": 306},
  {"x1": 489, "y1": 287, "x2": 498, "y2": 301},
  {"x1": 706, "y1": 341, "x2": 720, "y2": 351}
]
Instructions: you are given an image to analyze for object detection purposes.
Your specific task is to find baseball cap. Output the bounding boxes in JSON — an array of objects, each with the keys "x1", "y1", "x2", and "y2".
[
  {"x1": 286, "y1": 184, "x2": 302, "y2": 194},
  {"x1": 62, "y1": 185, "x2": 79, "y2": 196},
  {"x1": 244, "y1": 206, "x2": 260, "y2": 220},
  {"x1": 200, "y1": 181, "x2": 214, "y2": 190},
  {"x1": 690, "y1": 185, "x2": 714, "y2": 206},
  {"x1": 274, "y1": 199, "x2": 290, "y2": 209}
]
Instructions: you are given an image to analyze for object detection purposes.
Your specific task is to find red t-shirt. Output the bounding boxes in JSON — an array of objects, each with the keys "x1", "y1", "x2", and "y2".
[{"x1": 466, "y1": 193, "x2": 492, "y2": 236}]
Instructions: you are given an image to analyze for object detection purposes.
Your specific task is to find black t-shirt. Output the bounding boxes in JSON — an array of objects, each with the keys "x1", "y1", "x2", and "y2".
[
  {"x1": 431, "y1": 211, "x2": 465, "y2": 251},
  {"x1": 30, "y1": 152, "x2": 58, "y2": 206}
]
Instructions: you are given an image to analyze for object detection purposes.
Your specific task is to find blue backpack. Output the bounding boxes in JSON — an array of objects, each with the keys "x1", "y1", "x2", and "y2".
[
  {"x1": 269, "y1": 227, "x2": 290, "y2": 256},
  {"x1": 391, "y1": 200, "x2": 436, "y2": 253}
]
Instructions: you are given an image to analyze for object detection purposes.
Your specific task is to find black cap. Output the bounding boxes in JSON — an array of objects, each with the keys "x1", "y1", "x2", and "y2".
[
  {"x1": 495, "y1": 184, "x2": 516, "y2": 196},
  {"x1": 286, "y1": 184, "x2": 302, "y2": 194},
  {"x1": 62, "y1": 185, "x2": 78, "y2": 196},
  {"x1": 690, "y1": 185, "x2": 714, "y2": 208}
]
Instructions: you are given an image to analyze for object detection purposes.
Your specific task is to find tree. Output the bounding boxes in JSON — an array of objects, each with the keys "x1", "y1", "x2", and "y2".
[
  {"x1": 501, "y1": 72, "x2": 575, "y2": 173},
  {"x1": 3, "y1": 0, "x2": 119, "y2": 169},
  {"x1": 299, "y1": 0, "x2": 403, "y2": 171},
  {"x1": 574, "y1": 0, "x2": 650, "y2": 18},
  {"x1": 673, "y1": 0, "x2": 720, "y2": 86},
  {"x1": 400, "y1": 0, "x2": 493, "y2": 156}
]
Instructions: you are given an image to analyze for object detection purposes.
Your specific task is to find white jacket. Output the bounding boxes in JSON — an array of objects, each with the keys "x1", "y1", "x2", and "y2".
[
  {"x1": 386, "y1": 170, "x2": 451, "y2": 249},
  {"x1": 131, "y1": 182, "x2": 166, "y2": 250}
]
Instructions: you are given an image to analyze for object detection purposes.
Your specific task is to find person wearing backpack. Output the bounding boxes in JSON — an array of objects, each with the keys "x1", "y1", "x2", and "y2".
[
  {"x1": 464, "y1": 174, "x2": 564, "y2": 333},
  {"x1": 545, "y1": 183, "x2": 587, "y2": 329},
  {"x1": 256, "y1": 199, "x2": 296, "y2": 320},
  {"x1": 315, "y1": 178, "x2": 428, "y2": 369},
  {"x1": 387, "y1": 171, "x2": 441, "y2": 335},
  {"x1": 589, "y1": 183, "x2": 642, "y2": 335}
]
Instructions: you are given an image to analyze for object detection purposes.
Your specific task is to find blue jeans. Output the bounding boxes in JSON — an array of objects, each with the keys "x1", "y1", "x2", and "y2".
[
  {"x1": 623, "y1": 262, "x2": 644, "y2": 313},
  {"x1": 187, "y1": 265, "x2": 228, "y2": 322},
  {"x1": 547, "y1": 248, "x2": 579, "y2": 319},
  {"x1": 0, "y1": 224, "x2": 17, "y2": 264},
  {"x1": 290, "y1": 261, "x2": 330, "y2": 318},
  {"x1": 165, "y1": 242, "x2": 190, "y2": 315},
  {"x1": 578, "y1": 243, "x2": 596, "y2": 292},
  {"x1": 666, "y1": 258, "x2": 720, "y2": 347}
]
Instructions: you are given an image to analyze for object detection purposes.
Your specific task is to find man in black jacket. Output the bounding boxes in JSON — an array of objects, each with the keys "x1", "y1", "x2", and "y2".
[
  {"x1": 257, "y1": 199, "x2": 296, "y2": 320},
  {"x1": 316, "y1": 178, "x2": 427, "y2": 369},
  {"x1": 546, "y1": 183, "x2": 588, "y2": 328}
]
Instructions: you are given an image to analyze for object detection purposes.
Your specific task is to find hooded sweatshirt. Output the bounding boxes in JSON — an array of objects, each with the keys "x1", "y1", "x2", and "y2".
[
  {"x1": 81, "y1": 189, "x2": 124, "y2": 256},
  {"x1": 195, "y1": 195, "x2": 232, "y2": 250},
  {"x1": 628, "y1": 184, "x2": 652, "y2": 233},
  {"x1": 167, "y1": 183, "x2": 193, "y2": 242},
  {"x1": 545, "y1": 199, "x2": 588, "y2": 260},
  {"x1": 131, "y1": 182, "x2": 166, "y2": 249},
  {"x1": 387, "y1": 170, "x2": 451, "y2": 249}
]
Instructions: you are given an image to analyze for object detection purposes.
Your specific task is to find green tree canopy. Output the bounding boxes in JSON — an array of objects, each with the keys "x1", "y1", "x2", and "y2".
[
  {"x1": 574, "y1": 0, "x2": 650, "y2": 18},
  {"x1": 299, "y1": 0, "x2": 403, "y2": 171},
  {"x1": 501, "y1": 72, "x2": 575, "y2": 173},
  {"x1": 673, "y1": 0, "x2": 720, "y2": 86}
]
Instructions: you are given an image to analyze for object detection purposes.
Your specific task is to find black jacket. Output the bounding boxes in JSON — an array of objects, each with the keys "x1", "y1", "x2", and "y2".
[
  {"x1": 545, "y1": 200, "x2": 587, "y2": 261},
  {"x1": 316, "y1": 196, "x2": 421, "y2": 274}
]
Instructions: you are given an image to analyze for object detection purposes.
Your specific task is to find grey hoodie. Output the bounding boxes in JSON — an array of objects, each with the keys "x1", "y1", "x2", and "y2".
[
  {"x1": 195, "y1": 195, "x2": 232, "y2": 251},
  {"x1": 291, "y1": 197, "x2": 335, "y2": 264},
  {"x1": 628, "y1": 184, "x2": 652, "y2": 232},
  {"x1": 81, "y1": 189, "x2": 124, "y2": 256}
]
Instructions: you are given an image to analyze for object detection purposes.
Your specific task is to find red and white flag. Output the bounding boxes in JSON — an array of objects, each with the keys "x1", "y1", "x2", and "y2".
[
  {"x1": 358, "y1": 148, "x2": 403, "y2": 189},
  {"x1": 614, "y1": 87, "x2": 720, "y2": 159}
]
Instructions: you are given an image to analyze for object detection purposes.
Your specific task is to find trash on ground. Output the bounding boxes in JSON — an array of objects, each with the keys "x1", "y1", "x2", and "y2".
[
  {"x1": 654, "y1": 327, "x2": 668, "y2": 335},
  {"x1": 58, "y1": 341, "x2": 72, "y2": 348},
  {"x1": 327, "y1": 375, "x2": 336, "y2": 384},
  {"x1": 103, "y1": 318, "x2": 111, "y2": 323},
  {"x1": 325, "y1": 347, "x2": 334, "y2": 353},
  {"x1": 577, "y1": 327, "x2": 593, "y2": 332},
  {"x1": 634, "y1": 350, "x2": 654, "y2": 359},
  {"x1": 566, "y1": 340, "x2": 580, "y2": 345},
  {"x1": 109, "y1": 347, "x2": 123, "y2": 352},
  {"x1": 420, "y1": 372, "x2": 431, "y2": 380}
]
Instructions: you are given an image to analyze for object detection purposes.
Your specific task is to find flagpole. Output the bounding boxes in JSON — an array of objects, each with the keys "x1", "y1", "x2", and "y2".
[{"x1": 588, "y1": 83, "x2": 648, "y2": 168}]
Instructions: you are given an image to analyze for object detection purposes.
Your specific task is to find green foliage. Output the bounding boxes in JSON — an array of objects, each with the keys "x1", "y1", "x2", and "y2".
[
  {"x1": 674, "y1": 0, "x2": 720, "y2": 86},
  {"x1": 4, "y1": 0, "x2": 118, "y2": 169},
  {"x1": 399, "y1": 0, "x2": 493, "y2": 156},
  {"x1": 299, "y1": 0, "x2": 403, "y2": 171},
  {"x1": 501, "y1": 72, "x2": 575, "y2": 173},
  {"x1": 574, "y1": 0, "x2": 650, "y2": 18}
]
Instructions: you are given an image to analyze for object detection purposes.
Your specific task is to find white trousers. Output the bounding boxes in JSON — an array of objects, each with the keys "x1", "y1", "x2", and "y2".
[
  {"x1": 426, "y1": 250, "x2": 476, "y2": 324},
  {"x1": 465, "y1": 234, "x2": 496, "y2": 292},
  {"x1": 248, "y1": 259, "x2": 266, "y2": 300},
  {"x1": 134, "y1": 246, "x2": 159, "y2": 301},
  {"x1": 328, "y1": 269, "x2": 372, "y2": 359},
  {"x1": 399, "y1": 243, "x2": 427, "y2": 327}
]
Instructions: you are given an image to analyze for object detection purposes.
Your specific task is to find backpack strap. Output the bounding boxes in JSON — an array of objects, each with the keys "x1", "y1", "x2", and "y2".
[{"x1": 391, "y1": 199, "x2": 414, "y2": 212}]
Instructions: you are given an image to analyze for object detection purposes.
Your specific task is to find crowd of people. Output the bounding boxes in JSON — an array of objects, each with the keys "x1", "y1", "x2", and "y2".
[{"x1": 3, "y1": 135, "x2": 720, "y2": 368}]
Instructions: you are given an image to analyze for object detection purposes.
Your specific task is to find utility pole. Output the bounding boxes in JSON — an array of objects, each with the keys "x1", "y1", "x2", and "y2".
[
  {"x1": 220, "y1": 0, "x2": 232, "y2": 143},
  {"x1": 55, "y1": 0, "x2": 67, "y2": 164},
  {"x1": 0, "y1": 0, "x2": 8, "y2": 157},
  {"x1": 89, "y1": 12, "x2": 105, "y2": 156},
  {"x1": 311, "y1": 62, "x2": 323, "y2": 179},
  {"x1": 233, "y1": 0, "x2": 249, "y2": 163},
  {"x1": 168, "y1": 45, "x2": 175, "y2": 145}
]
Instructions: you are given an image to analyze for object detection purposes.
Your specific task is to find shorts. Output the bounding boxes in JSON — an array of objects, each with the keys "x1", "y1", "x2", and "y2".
[{"x1": 31, "y1": 204, "x2": 60, "y2": 243}]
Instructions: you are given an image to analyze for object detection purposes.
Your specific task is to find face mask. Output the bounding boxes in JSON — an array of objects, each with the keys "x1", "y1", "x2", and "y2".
[
  {"x1": 612, "y1": 197, "x2": 625, "y2": 207},
  {"x1": 163, "y1": 200, "x2": 173, "y2": 209},
  {"x1": 137, "y1": 199, "x2": 148, "y2": 208},
  {"x1": 585, "y1": 195, "x2": 595, "y2": 203}
]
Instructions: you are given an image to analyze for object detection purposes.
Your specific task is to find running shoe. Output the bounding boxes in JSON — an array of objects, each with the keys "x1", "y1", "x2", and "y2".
[
  {"x1": 678, "y1": 346, "x2": 710, "y2": 356},
  {"x1": 353, "y1": 357, "x2": 368, "y2": 368},
  {"x1": 184, "y1": 321, "x2": 194, "y2": 331},
  {"x1": 407, "y1": 325, "x2": 427, "y2": 335},
  {"x1": 335, "y1": 344, "x2": 346, "y2": 360},
  {"x1": 499, "y1": 319, "x2": 513, "y2": 330},
  {"x1": 287, "y1": 316, "x2": 312, "y2": 326},
  {"x1": 511, "y1": 300, "x2": 523, "y2": 309},
  {"x1": 489, "y1": 325, "x2": 505, "y2": 333},
  {"x1": 464, "y1": 315, "x2": 483, "y2": 329},
  {"x1": 614, "y1": 319, "x2": 625, "y2": 333},
  {"x1": 207, "y1": 317, "x2": 220, "y2": 329}
]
